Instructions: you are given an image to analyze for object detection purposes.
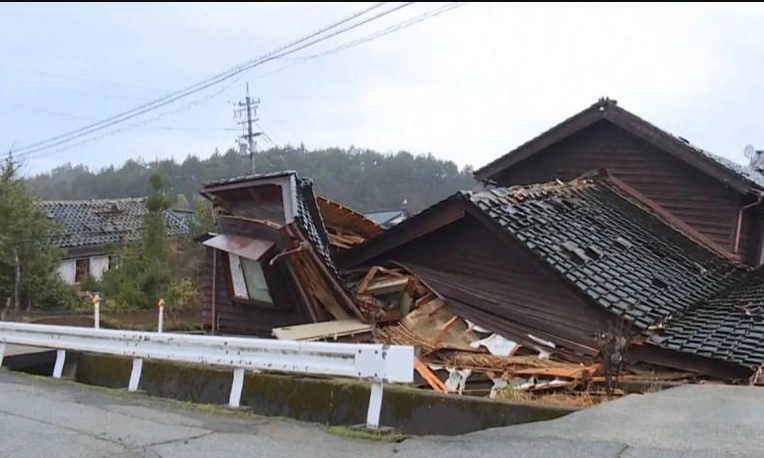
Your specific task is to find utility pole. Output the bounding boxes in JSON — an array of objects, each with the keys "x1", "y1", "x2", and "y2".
[{"x1": 235, "y1": 83, "x2": 262, "y2": 174}]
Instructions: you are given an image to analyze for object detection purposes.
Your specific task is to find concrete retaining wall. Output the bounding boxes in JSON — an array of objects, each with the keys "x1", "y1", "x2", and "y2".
[{"x1": 74, "y1": 353, "x2": 577, "y2": 435}]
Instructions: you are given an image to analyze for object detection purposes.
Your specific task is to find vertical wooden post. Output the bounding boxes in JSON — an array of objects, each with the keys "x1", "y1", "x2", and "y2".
[{"x1": 211, "y1": 249, "x2": 217, "y2": 335}]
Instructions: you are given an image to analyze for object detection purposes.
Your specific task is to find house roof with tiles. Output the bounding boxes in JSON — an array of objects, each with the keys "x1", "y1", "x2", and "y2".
[{"x1": 42, "y1": 197, "x2": 189, "y2": 249}]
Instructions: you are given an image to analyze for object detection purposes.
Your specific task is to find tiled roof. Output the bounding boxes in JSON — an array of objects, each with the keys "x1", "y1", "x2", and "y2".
[
  {"x1": 42, "y1": 198, "x2": 189, "y2": 249},
  {"x1": 466, "y1": 176, "x2": 746, "y2": 329},
  {"x1": 294, "y1": 176, "x2": 339, "y2": 275},
  {"x1": 657, "y1": 269, "x2": 764, "y2": 367}
]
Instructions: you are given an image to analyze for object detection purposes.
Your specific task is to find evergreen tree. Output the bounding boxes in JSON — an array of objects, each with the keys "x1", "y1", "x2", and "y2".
[
  {"x1": 27, "y1": 146, "x2": 478, "y2": 213},
  {"x1": 0, "y1": 155, "x2": 76, "y2": 309}
]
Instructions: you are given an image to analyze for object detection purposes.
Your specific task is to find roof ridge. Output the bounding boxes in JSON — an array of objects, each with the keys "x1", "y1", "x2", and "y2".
[
  {"x1": 474, "y1": 98, "x2": 764, "y2": 192},
  {"x1": 41, "y1": 197, "x2": 146, "y2": 205}
]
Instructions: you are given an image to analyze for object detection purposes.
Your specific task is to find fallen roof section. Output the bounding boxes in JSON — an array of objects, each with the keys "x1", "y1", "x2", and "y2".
[
  {"x1": 466, "y1": 173, "x2": 746, "y2": 329},
  {"x1": 316, "y1": 196, "x2": 383, "y2": 252},
  {"x1": 657, "y1": 266, "x2": 764, "y2": 369},
  {"x1": 342, "y1": 171, "x2": 764, "y2": 377}
]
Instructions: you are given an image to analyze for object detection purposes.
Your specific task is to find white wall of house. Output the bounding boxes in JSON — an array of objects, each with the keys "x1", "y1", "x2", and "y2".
[
  {"x1": 89, "y1": 256, "x2": 110, "y2": 280},
  {"x1": 57, "y1": 259, "x2": 76, "y2": 284}
]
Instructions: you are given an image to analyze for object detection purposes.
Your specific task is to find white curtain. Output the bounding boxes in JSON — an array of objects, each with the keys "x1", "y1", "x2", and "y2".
[
  {"x1": 57, "y1": 260, "x2": 76, "y2": 284},
  {"x1": 89, "y1": 256, "x2": 110, "y2": 280}
]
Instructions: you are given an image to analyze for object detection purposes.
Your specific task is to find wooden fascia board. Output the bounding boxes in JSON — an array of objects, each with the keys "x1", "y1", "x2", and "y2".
[
  {"x1": 339, "y1": 197, "x2": 467, "y2": 268},
  {"x1": 202, "y1": 175, "x2": 292, "y2": 195},
  {"x1": 603, "y1": 108, "x2": 754, "y2": 195},
  {"x1": 601, "y1": 170, "x2": 739, "y2": 261},
  {"x1": 474, "y1": 107, "x2": 604, "y2": 181}
]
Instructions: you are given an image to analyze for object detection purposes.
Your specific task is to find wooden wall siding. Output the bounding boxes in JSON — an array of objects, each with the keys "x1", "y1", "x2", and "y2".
[
  {"x1": 219, "y1": 185, "x2": 286, "y2": 224},
  {"x1": 202, "y1": 247, "x2": 309, "y2": 337},
  {"x1": 493, "y1": 120, "x2": 760, "y2": 264},
  {"x1": 371, "y1": 216, "x2": 613, "y2": 354}
]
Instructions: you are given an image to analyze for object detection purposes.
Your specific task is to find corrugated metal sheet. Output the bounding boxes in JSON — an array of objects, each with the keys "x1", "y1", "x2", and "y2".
[{"x1": 202, "y1": 234, "x2": 274, "y2": 261}]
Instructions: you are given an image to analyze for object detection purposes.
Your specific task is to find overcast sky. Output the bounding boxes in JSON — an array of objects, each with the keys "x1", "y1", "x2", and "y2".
[{"x1": 2, "y1": 2, "x2": 764, "y2": 176}]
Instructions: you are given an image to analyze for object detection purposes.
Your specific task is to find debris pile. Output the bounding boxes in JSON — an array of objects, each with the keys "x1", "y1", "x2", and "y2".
[
  {"x1": 316, "y1": 196, "x2": 383, "y2": 255},
  {"x1": 273, "y1": 261, "x2": 705, "y2": 405}
]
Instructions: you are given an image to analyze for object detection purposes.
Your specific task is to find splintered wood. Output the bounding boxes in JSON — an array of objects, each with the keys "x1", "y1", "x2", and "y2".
[{"x1": 317, "y1": 262, "x2": 699, "y2": 406}]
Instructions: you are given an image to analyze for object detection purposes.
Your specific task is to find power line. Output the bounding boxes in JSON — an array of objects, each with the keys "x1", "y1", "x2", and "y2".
[
  {"x1": 20, "y1": 71, "x2": 251, "y2": 163},
  {"x1": 290, "y1": 2, "x2": 467, "y2": 61},
  {"x1": 12, "y1": 2, "x2": 409, "y2": 157},
  {"x1": 16, "y1": 2, "x2": 467, "y2": 160}
]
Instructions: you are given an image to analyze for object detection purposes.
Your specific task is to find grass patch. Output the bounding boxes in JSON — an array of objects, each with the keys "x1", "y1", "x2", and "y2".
[
  {"x1": 537, "y1": 391, "x2": 598, "y2": 407},
  {"x1": 326, "y1": 425, "x2": 407, "y2": 443},
  {"x1": 496, "y1": 385, "x2": 533, "y2": 402}
]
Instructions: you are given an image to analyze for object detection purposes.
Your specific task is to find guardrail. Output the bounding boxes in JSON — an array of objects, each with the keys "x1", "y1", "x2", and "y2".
[{"x1": 0, "y1": 322, "x2": 414, "y2": 429}]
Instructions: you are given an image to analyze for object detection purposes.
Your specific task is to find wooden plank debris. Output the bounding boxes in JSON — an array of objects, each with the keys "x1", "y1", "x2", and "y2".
[{"x1": 272, "y1": 319, "x2": 372, "y2": 341}]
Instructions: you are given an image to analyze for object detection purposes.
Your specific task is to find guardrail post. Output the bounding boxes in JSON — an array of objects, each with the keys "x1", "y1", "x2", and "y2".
[
  {"x1": 52, "y1": 350, "x2": 66, "y2": 378},
  {"x1": 366, "y1": 380, "x2": 384, "y2": 429},
  {"x1": 157, "y1": 299, "x2": 165, "y2": 333},
  {"x1": 0, "y1": 342, "x2": 5, "y2": 367},
  {"x1": 128, "y1": 357, "x2": 143, "y2": 392},
  {"x1": 229, "y1": 367, "x2": 245, "y2": 408},
  {"x1": 92, "y1": 295, "x2": 100, "y2": 329}
]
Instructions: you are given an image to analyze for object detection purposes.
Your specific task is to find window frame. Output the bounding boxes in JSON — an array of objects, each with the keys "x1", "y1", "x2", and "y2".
[
  {"x1": 223, "y1": 251, "x2": 277, "y2": 309},
  {"x1": 74, "y1": 257, "x2": 90, "y2": 284}
]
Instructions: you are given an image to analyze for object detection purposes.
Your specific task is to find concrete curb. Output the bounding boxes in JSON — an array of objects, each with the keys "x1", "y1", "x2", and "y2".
[{"x1": 75, "y1": 353, "x2": 578, "y2": 435}]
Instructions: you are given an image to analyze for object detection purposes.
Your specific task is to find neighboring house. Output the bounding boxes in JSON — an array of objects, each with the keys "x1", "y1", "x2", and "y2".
[
  {"x1": 42, "y1": 198, "x2": 190, "y2": 285},
  {"x1": 341, "y1": 171, "x2": 761, "y2": 379},
  {"x1": 364, "y1": 210, "x2": 408, "y2": 229},
  {"x1": 199, "y1": 171, "x2": 361, "y2": 336},
  {"x1": 474, "y1": 98, "x2": 764, "y2": 266}
]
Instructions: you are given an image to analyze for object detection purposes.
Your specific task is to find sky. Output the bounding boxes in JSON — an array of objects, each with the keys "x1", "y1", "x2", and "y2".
[{"x1": 2, "y1": 2, "x2": 764, "y2": 176}]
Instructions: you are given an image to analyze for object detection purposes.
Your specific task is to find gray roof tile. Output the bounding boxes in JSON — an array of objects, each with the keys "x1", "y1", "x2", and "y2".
[{"x1": 42, "y1": 198, "x2": 189, "y2": 249}]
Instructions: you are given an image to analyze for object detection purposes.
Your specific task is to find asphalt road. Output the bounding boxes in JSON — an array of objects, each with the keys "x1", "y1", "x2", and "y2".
[{"x1": 1, "y1": 369, "x2": 762, "y2": 457}]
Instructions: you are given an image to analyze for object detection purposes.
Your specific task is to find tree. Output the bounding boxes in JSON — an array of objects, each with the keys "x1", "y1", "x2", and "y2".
[
  {"x1": 99, "y1": 174, "x2": 201, "y2": 311},
  {"x1": 0, "y1": 155, "x2": 76, "y2": 310},
  {"x1": 26, "y1": 146, "x2": 478, "y2": 213}
]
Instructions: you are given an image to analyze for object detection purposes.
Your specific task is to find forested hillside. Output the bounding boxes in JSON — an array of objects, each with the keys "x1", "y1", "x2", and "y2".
[{"x1": 27, "y1": 146, "x2": 478, "y2": 212}]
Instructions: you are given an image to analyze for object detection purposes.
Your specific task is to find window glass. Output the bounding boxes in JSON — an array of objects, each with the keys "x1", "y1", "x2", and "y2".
[
  {"x1": 228, "y1": 254, "x2": 249, "y2": 299},
  {"x1": 241, "y1": 257, "x2": 274, "y2": 305}
]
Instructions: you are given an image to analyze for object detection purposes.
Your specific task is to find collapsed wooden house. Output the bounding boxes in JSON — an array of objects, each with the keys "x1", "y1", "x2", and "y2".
[
  {"x1": 341, "y1": 171, "x2": 764, "y2": 380},
  {"x1": 199, "y1": 171, "x2": 362, "y2": 335}
]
